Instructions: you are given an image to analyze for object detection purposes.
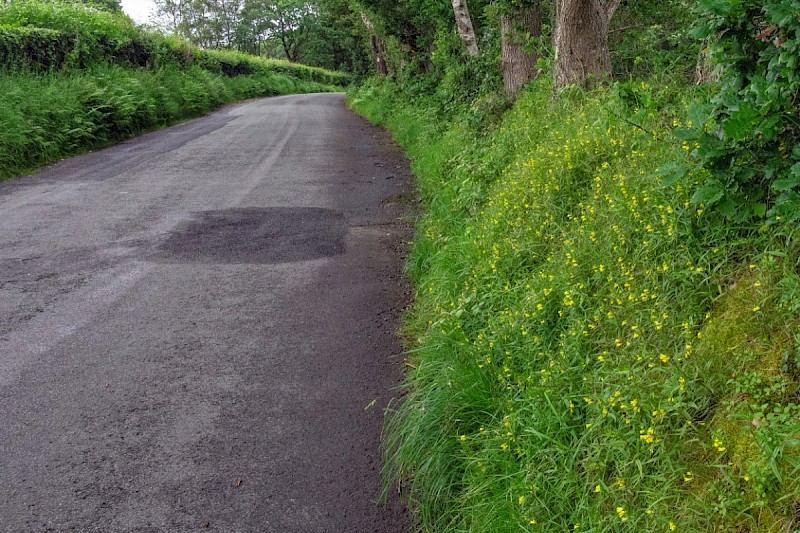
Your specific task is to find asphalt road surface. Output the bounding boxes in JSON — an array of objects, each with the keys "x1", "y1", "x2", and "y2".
[{"x1": 0, "y1": 93, "x2": 412, "y2": 532}]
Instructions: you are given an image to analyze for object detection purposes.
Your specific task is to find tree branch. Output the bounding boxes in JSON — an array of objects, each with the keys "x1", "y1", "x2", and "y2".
[
  {"x1": 603, "y1": 0, "x2": 622, "y2": 20},
  {"x1": 609, "y1": 24, "x2": 647, "y2": 35}
]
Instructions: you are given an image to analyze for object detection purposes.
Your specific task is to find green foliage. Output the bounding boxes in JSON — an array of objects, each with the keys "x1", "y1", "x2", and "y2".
[
  {"x1": 682, "y1": 0, "x2": 800, "y2": 223},
  {"x1": 196, "y1": 48, "x2": 350, "y2": 84},
  {"x1": 0, "y1": 0, "x2": 350, "y2": 83},
  {"x1": 609, "y1": 0, "x2": 699, "y2": 80},
  {"x1": 0, "y1": 0, "x2": 134, "y2": 40},
  {"x1": 0, "y1": 64, "x2": 335, "y2": 180},
  {"x1": 0, "y1": 25, "x2": 73, "y2": 70},
  {"x1": 151, "y1": 0, "x2": 370, "y2": 73},
  {"x1": 0, "y1": 0, "x2": 169, "y2": 69},
  {"x1": 430, "y1": 29, "x2": 502, "y2": 113},
  {"x1": 349, "y1": 74, "x2": 800, "y2": 531},
  {"x1": 301, "y1": 0, "x2": 372, "y2": 75}
]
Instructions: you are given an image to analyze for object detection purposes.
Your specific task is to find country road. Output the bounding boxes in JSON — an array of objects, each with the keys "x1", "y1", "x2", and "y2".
[{"x1": 0, "y1": 93, "x2": 411, "y2": 532}]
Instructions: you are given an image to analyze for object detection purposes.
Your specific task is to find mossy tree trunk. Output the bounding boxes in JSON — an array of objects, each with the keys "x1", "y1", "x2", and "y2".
[
  {"x1": 361, "y1": 13, "x2": 388, "y2": 76},
  {"x1": 501, "y1": 2, "x2": 542, "y2": 100}
]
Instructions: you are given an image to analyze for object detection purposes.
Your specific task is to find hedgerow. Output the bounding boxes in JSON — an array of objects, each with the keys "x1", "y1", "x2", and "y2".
[
  {"x1": 0, "y1": 1, "x2": 351, "y2": 84},
  {"x1": 0, "y1": 25, "x2": 73, "y2": 71},
  {"x1": 0, "y1": 0, "x2": 349, "y2": 179}
]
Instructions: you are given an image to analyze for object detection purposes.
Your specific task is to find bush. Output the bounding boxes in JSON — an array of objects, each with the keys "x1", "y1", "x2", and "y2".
[
  {"x1": 0, "y1": 1, "x2": 351, "y2": 85},
  {"x1": 681, "y1": 0, "x2": 800, "y2": 223},
  {"x1": 0, "y1": 25, "x2": 73, "y2": 71}
]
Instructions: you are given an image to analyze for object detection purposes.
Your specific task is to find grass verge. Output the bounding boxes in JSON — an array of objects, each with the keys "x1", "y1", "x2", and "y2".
[{"x1": 348, "y1": 78, "x2": 800, "y2": 531}]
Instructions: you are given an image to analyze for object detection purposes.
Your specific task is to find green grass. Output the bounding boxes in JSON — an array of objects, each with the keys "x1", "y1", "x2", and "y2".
[
  {"x1": 0, "y1": 65, "x2": 336, "y2": 180},
  {"x1": 348, "y1": 78, "x2": 800, "y2": 531}
]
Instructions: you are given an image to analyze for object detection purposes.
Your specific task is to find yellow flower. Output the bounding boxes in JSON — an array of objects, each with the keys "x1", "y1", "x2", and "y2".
[
  {"x1": 670, "y1": 521, "x2": 677, "y2": 531},
  {"x1": 640, "y1": 427, "x2": 656, "y2": 444},
  {"x1": 659, "y1": 353, "x2": 670, "y2": 363},
  {"x1": 595, "y1": 484, "x2": 602, "y2": 493},
  {"x1": 518, "y1": 495, "x2": 525, "y2": 505},
  {"x1": 616, "y1": 506, "x2": 628, "y2": 522}
]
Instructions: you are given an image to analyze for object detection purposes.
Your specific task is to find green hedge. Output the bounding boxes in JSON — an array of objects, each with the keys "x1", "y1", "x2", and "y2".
[
  {"x1": 0, "y1": 25, "x2": 73, "y2": 71},
  {"x1": 0, "y1": 1, "x2": 350, "y2": 84},
  {"x1": 197, "y1": 49, "x2": 351, "y2": 86}
]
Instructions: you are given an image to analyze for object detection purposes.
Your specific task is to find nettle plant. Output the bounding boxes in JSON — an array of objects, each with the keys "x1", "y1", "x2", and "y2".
[{"x1": 677, "y1": 0, "x2": 800, "y2": 223}]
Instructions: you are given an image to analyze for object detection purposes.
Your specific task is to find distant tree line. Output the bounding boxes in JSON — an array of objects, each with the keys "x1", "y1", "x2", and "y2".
[{"x1": 150, "y1": 0, "x2": 372, "y2": 75}]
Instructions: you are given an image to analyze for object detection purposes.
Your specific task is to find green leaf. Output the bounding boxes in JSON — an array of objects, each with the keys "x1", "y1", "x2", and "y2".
[
  {"x1": 757, "y1": 115, "x2": 782, "y2": 141},
  {"x1": 771, "y1": 163, "x2": 800, "y2": 191},
  {"x1": 696, "y1": 134, "x2": 727, "y2": 158},
  {"x1": 723, "y1": 104, "x2": 759, "y2": 140},
  {"x1": 765, "y1": 2, "x2": 798, "y2": 26},
  {"x1": 691, "y1": 180, "x2": 726, "y2": 205},
  {"x1": 697, "y1": 0, "x2": 740, "y2": 17},
  {"x1": 655, "y1": 162, "x2": 689, "y2": 187},
  {"x1": 687, "y1": 102, "x2": 714, "y2": 129},
  {"x1": 718, "y1": 195, "x2": 736, "y2": 217},
  {"x1": 673, "y1": 127, "x2": 698, "y2": 141}
]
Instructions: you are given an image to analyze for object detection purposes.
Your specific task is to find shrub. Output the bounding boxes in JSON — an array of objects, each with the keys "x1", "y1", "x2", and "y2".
[
  {"x1": 680, "y1": 0, "x2": 800, "y2": 223},
  {"x1": 0, "y1": 25, "x2": 73, "y2": 71}
]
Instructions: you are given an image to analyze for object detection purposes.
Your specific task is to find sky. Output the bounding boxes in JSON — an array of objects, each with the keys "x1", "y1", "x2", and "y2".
[{"x1": 120, "y1": 0, "x2": 156, "y2": 24}]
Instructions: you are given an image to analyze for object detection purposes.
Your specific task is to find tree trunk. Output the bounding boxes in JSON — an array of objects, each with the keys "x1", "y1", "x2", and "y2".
[
  {"x1": 553, "y1": 0, "x2": 620, "y2": 90},
  {"x1": 694, "y1": 42, "x2": 720, "y2": 84},
  {"x1": 361, "y1": 14, "x2": 388, "y2": 76},
  {"x1": 451, "y1": 0, "x2": 480, "y2": 56},
  {"x1": 501, "y1": 4, "x2": 542, "y2": 100}
]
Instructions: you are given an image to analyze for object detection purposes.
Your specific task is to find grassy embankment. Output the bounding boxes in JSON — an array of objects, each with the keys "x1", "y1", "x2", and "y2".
[
  {"x1": 0, "y1": 1, "x2": 349, "y2": 180},
  {"x1": 348, "y1": 78, "x2": 800, "y2": 531}
]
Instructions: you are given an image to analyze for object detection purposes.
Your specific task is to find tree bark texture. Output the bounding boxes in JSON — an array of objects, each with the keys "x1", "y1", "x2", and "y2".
[
  {"x1": 694, "y1": 42, "x2": 720, "y2": 84},
  {"x1": 451, "y1": 0, "x2": 480, "y2": 56},
  {"x1": 361, "y1": 13, "x2": 388, "y2": 76},
  {"x1": 501, "y1": 5, "x2": 542, "y2": 100},
  {"x1": 553, "y1": 0, "x2": 620, "y2": 90}
]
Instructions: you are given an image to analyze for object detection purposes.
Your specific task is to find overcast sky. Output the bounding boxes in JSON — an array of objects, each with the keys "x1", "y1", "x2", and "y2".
[{"x1": 120, "y1": 0, "x2": 155, "y2": 24}]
